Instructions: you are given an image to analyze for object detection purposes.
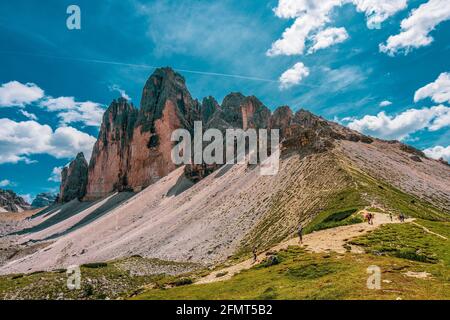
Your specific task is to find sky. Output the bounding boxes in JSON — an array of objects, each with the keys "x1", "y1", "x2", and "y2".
[{"x1": 0, "y1": 0, "x2": 449, "y2": 202}]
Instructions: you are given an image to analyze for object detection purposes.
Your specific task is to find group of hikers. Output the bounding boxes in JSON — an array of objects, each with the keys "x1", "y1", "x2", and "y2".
[
  {"x1": 252, "y1": 211, "x2": 407, "y2": 264},
  {"x1": 367, "y1": 211, "x2": 406, "y2": 224}
]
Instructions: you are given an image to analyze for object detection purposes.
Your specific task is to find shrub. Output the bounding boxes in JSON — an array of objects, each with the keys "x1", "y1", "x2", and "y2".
[
  {"x1": 82, "y1": 262, "x2": 108, "y2": 269},
  {"x1": 172, "y1": 278, "x2": 193, "y2": 286}
]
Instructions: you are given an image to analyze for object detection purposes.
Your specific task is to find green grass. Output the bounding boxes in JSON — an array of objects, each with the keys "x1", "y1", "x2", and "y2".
[
  {"x1": 0, "y1": 257, "x2": 198, "y2": 300},
  {"x1": 305, "y1": 208, "x2": 363, "y2": 233},
  {"x1": 134, "y1": 243, "x2": 450, "y2": 300}
]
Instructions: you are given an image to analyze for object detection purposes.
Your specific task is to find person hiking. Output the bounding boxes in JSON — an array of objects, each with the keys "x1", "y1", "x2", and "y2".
[
  {"x1": 365, "y1": 212, "x2": 371, "y2": 225},
  {"x1": 252, "y1": 246, "x2": 258, "y2": 264},
  {"x1": 389, "y1": 212, "x2": 393, "y2": 221},
  {"x1": 298, "y1": 223, "x2": 303, "y2": 244},
  {"x1": 399, "y1": 212, "x2": 405, "y2": 223}
]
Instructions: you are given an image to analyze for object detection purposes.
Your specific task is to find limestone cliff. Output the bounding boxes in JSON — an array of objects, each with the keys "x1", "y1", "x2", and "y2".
[{"x1": 59, "y1": 153, "x2": 88, "y2": 203}]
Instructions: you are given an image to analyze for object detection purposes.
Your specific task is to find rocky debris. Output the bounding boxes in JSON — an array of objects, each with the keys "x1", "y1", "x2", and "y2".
[
  {"x1": 0, "y1": 189, "x2": 30, "y2": 213},
  {"x1": 31, "y1": 193, "x2": 58, "y2": 208},
  {"x1": 59, "y1": 153, "x2": 88, "y2": 203},
  {"x1": 86, "y1": 98, "x2": 138, "y2": 199},
  {"x1": 438, "y1": 157, "x2": 449, "y2": 166}
]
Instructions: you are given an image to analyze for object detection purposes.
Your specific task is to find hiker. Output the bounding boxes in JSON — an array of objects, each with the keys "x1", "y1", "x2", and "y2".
[
  {"x1": 253, "y1": 246, "x2": 258, "y2": 264},
  {"x1": 365, "y1": 212, "x2": 372, "y2": 225},
  {"x1": 389, "y1": 212, "x2": 393, "y2": 221},
  {"x1": 298, "y1": 223, "x2": 303, "y2": 245},
  {"x1": 399, "y1": 213, "x2": 405, "y2": 223}
]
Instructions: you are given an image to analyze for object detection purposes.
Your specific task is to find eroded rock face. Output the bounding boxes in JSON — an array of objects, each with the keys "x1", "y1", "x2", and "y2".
[
  {"x1": 0, "y1": 189, "x2": 29, "y2": 212},
  {"x1": 202, "y1": 96, "x2": 220, "y2": 124},
  {"x1": 86, "y1": 98, "x2": 137, "y2": 199},
  {"x1": 59, "y1": 153, "x2": 88, "y2": 203},
  {"x1": 79, "y1": 67, "x2": 378, "y2": 199},
  {"x1": 127, "y1": 68, "x2": 201, "y2": 191}
]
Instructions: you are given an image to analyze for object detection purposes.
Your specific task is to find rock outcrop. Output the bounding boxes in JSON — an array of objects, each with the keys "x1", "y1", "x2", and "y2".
[
  {"x1": 86, "y1": 98, "x2": 138, "y2": 199},
  {"x1": 31, "y1": 193, "x2": 58, "y2": 208},
  {"x1": 81, "y1": 67, "x2": 377, "y2": 199},
  {"x1": 59, "y1": 153, "x2": 88, "y2": 203},
  {"x1": 0, "y1": 189, "x2": 29, "y2": 213}
]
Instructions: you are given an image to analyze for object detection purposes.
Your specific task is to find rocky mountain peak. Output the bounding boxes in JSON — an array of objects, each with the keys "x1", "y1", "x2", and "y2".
[
  {"x1": 59, "y1": 152, "x2": 88, "y2": 203},
  {"x1": 0, "y1": 189, "x2": 30, "y2": 213},
  {"x1": 31, "y1": 192, "x2": 58, "y2": 208},
  {"x1": 138, "y1": 67, "x2": 198, "y2": 132},
  {"x1": 201, "y1": 96, "x2": 220, "y2": 124},
  {"x1": 86, "y1": 98, "x2": 138, "y2": 199}
]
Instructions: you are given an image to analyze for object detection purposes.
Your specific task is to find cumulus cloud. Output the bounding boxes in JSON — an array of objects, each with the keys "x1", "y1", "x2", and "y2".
[
  {"x1": 0, "y1": 81, "x2": 44, "y2": 107},
  {"x1": 0, "y1": 118, "x2": 96, "y2": 164},
  {"x1": 380, "y1": 0, "x2": 450, "y2": 55},
  {"x1": 308, "y1": 27, "x2": 349, "y2": 54},
  {"x1": 379, "y1": 100, "x2": 393, "y2": 107},
  {"x1": 423, "y1": 145, "x2": 450, "y2": 161},
  {"x1": 353, "y1": 0, "x2": 408, "y2": 29},
  {"x1": 40, "y1": 97, "x2": 105, "y2": 127},
  {"x1": 346, "y1": 105, "x2": 450, "y2": 140},
  {"x1": 109, "y1": 85, "x2": 131, "y2": 101},
  {"x1": 0, "y1": 179, "x2": 12, "y2": 187},
  {"x1": 48, "y1": 166, "x2": 63, "y2": 183},
  {"x1": 414, "y1": 72, "x2": 450, "y2": 104},
  {"x1": 268, "y1": 0, "x2": 407, "y2": 56},
  {"x1": 279, "y1": 62, "x2": 310, "y2": 89}
]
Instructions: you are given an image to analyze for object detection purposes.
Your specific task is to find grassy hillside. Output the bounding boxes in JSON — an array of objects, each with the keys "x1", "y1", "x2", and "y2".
[{"x1": 135, "y1": 220, "x2": 450, "y2": 300}]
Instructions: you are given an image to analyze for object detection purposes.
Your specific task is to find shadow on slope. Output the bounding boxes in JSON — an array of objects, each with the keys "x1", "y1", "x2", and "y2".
[
  {"x1": 44, "y1": 192, "x2": 135, "y2": 240},
  {"x1": 13, "y1": 200, "x2": 96, "y2": 236}
]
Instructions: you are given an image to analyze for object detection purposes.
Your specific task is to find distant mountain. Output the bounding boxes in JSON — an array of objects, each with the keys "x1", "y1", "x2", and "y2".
[
  {"x1": 0, "y1": 189, "x2": 30, "y2": 213},
  {"x1": 31, "y1": 193, "x2": 58, "y2": 208}
]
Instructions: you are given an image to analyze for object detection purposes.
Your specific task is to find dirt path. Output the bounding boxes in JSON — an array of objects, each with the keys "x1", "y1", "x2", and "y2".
[
  {"x1": 196, "y1": 211, "x2": 410, "y2": 285},
  {"x1": 411, "y1": 222, "x2": 448, "y2": 240}
]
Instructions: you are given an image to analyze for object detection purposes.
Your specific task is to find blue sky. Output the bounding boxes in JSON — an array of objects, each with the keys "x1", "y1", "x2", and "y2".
[{"x1": 0, "y1": 0, "x2": 449, "y2": 201}]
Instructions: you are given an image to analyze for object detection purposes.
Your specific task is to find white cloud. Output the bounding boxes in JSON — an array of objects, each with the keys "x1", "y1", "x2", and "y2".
[
  {"x1": 353, "y1": 0, "x2": 408, "y2": 29},
  {"x1": 48, "y1": 166, "x2": 63, "y2": 183},
  {"x1": 0, "y1": 118, "x2": 96, "y2": 164},
  {"x1": 40, "y1": 97, "x2": 105, "y2": 127},
  {"x1": 379, "y1": 100, "x2": 393, "y2": 107},
  {"x1": 423, "y1": 145, "x2": 450, "y2": 161},
  {"x1": 0, "y1": 81, "x2": 44, "y2": 107},
  {"x1": 308, "y1": 27, "x2": 349, "y2": 54},
  {"x1": 347, "y1": 105, "x2": 450, "y2": 140},
  {"x1": 0, "y1": 179, "x2": 11, "y2": 187},
  {"x1": 268, "y1": 0, "x2": 407, "y2": 56},
  {"x1": 380, "y1": 0, "x2": 450, "y2": 55},
  {"x1": 19, "y1": 110, "x2": 38, "y2": 120},
  {"x1": 279, "y1": 62, "x2": 310, "y2": 89},
  {"x1": 109, "y1": 85, "x2": 131, "y2": 101},
  {"x1": 414, "y1": 72, "x2": 450, "y2": 104}
]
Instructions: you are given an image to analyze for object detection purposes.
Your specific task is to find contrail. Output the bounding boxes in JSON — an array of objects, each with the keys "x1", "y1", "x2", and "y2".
[{"x1": 0, "y1": 50, "x2": 279, "y2": 83}]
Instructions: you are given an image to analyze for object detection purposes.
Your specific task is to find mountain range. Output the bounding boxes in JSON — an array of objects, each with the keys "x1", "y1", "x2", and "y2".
[{"x1": 0, "y1": 67, "x2": 449, "y2": 276}]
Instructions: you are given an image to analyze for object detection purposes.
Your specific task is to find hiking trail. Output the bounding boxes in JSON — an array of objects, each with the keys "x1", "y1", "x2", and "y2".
[{"x1": 196, "y1": 211, "x2": 411, "y2": 285}]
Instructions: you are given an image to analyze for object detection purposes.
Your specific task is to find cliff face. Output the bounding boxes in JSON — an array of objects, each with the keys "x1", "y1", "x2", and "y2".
[
  {"x1": 127, "y1": 68, "x2": 201, "y2": 191},
  {"x1": 0, "y1": 189, "x2": 29, "y2": 213},
  {"x1": 59, "y1": 153, "x2": 88, "y2": 203},
  {"x1": 85, "y1": 98, "x2": 138, "y2": 199},
  {"x1": 82, "y1": 67, "x2": 375, "y2": 199}
]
